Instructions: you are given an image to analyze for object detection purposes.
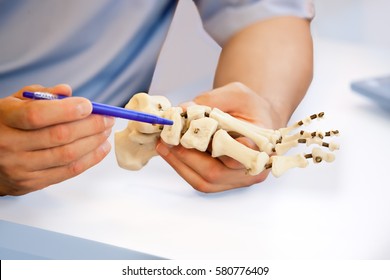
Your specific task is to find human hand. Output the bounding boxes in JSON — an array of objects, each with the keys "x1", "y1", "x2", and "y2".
[
  {"x1": 0, "y1": 84, "x2": 115, "y2": 196},
  {"x1": 156, "y1": 82, "x2": 285, "y2": 193}
]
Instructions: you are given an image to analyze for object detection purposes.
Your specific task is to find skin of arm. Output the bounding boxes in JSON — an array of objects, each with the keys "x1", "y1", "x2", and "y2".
[
  {"x1": 156, "y1": 16, "x2": 313, "y2": 193},
  {"x1": 213, "y1": 16, "x2": 313, "y2": 128}
]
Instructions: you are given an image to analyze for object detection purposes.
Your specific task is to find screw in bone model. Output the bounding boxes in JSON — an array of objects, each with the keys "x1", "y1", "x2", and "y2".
[
  {"x1": 279, "y1": 112, "x2": 325, "y2": 136},
  {"x1": 281, "y1": 129, "x2": 338, "y2": 144},
  {"x1": 125, "y1": 92, "x2": 172, "y2": 134},
  {"x1": 180, "y1": 117, "x2": 218, "y2": 152},
  {"x1": 325, "y1": 130, "x2": 339, "y2": 137},
  {"x1": 297, "y1": 138, "x2": 340, "y2": 151},
  {"x1": 182, "y1": 105, "x2": 212, "y2": 132},
  {"x1": 305, "y1": 147, "x2": 335, "y2": 164}
]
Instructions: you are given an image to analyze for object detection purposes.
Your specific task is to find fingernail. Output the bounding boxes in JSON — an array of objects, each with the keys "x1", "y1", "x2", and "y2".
[
  {"x1": 156, "y1": 142, "x2": 170, "y2": 157},
  {"x1": 104, "y1": 128, "x2": 112, "y2": 137},
  {"x1": 104, "y1": 116, "x2": 115, "y2": 128},
  {"x1": 100, "y1": 141, "x2": 111, "y2": 154},
  {"x1": 77, "y1": 100, "x2": 92, "y2": 116}
]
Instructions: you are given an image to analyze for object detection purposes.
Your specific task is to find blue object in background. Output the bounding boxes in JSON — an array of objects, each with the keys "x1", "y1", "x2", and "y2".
[
  {"x1": 0, "y1": 220, "x2": 162, "y2": 260},
  {"x1": 351, "y1": 75, "x2": 390, "y2": 110}
]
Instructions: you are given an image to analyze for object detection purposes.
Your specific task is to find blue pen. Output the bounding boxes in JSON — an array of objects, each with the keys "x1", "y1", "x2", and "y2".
[{"x1": 22, "y1": 91, "x2": 173, "y2": 126}]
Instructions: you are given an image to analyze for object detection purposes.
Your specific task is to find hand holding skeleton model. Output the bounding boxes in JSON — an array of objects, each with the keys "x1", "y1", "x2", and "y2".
[{"x1": 115, "y1": 86, "x2": 339, "y2": 193}]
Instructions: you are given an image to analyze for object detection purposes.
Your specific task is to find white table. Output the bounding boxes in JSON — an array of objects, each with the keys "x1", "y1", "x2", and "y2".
[{"x1": 1, "y1": 37, "x2": 390, "y2": 259}]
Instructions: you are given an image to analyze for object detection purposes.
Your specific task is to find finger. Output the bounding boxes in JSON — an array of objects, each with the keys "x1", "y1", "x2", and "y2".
[
  {"x1": 216, "y1": 155, "x2": 245, "y2": 170},
  {"x1": 156, "y1": 141, "x2": 227, "y2": 192},
  {"x1": 156, "y1": 142, "x2": 245, "y2": 183},
  {"x1": 2, "y1": 95, "x2": 92, "y2": 130},
  {"x1": 193, "y1": 83, "x2": 274, "y2": 126},
  {"x1": 14, "y1": 84, "x2": 73, "y2": 99},
  {"x1": 179, "y1": 101, "x2": 196, "y2": 111},
  {"x1": 156, "y1": 141, "x2": 265, "y2": 192},
  {"x1": 24, "y1": 129, "x2": 112, "y2": 171},
  {"x1": 8, "y1": 140, "x2": 112, "y2": 196},
  {"x1": 4, "y1": 115, "x2": 115, "y2": 151}
]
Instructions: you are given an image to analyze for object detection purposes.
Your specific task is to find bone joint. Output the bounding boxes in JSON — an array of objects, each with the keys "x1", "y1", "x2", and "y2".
[{"x1": 115, "y1": 93, "x2": 340, "y2": 178}]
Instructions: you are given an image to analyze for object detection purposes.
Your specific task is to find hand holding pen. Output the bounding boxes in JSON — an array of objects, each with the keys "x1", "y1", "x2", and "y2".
[
  {"x1": 22, "y1": 91, "x2": 173, "y2": 125},
  {"x1": 0, "y1": 84, "x2": 116, "y2": 196}
]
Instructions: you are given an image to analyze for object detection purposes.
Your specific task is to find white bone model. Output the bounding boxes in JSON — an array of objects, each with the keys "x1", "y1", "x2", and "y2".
[{"x1": 115, "y1": 93, "x2": 339, "y2": 177}]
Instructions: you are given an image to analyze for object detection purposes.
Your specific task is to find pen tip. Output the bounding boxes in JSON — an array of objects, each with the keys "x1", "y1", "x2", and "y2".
[{"x1": 162, "y1": 119, "x2": 174, "y2": 125}]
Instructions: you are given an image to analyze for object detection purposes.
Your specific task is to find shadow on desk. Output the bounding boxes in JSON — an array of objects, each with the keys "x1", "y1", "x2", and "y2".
[{"x1": 0, "y1": 220, "x2": 163, "y2": 260}]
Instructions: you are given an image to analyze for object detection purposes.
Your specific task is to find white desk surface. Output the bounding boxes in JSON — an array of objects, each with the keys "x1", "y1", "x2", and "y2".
[{"x1": 1, "y1": 37, "x2": 390, "y2": 259}]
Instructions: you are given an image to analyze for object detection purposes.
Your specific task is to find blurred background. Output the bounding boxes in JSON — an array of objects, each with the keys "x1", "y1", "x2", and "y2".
[
  {"x1": 151, "y1": 0, "x2": 390, "y2": 103},
  {"x1": 312, "y1": 0, "x2": 390, "y2": 48}
]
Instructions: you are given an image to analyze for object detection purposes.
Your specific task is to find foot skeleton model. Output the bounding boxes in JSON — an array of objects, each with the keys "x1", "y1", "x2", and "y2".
[{"x1": 115, "y1": 93, "x2": 339, "y2": 177}]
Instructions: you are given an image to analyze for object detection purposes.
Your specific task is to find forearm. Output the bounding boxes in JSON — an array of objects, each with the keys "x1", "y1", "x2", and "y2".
[{"x1": 213, "y1": 16, "x2": 313, "y2": 127}]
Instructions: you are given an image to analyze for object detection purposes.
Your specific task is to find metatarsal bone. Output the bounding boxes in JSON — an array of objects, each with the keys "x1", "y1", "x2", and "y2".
[
  {"x1": 210, "y1": 109, "x2": 280, "y2": 141},
  {"x1": 209, "y1": 108, "x2": 274, "y2": 154},
  {"x1": 274, "y1": 141, "x2": 299, "y2": 155},
  {"x1": 125, "y1": 92, "x2": 171, "y2": 134},
  {"x1": 180, "y1": 117, "x2": 218, "y2": 152},
  {"x1": 211, "y1": 129, "x2": 269, "y2": 175},
  {"x1": 270, "y1": 154, "x2": 308, "y2": 177},
  {"x1": 161, "y1": 107, "x2": 184, "y2": 146}
]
